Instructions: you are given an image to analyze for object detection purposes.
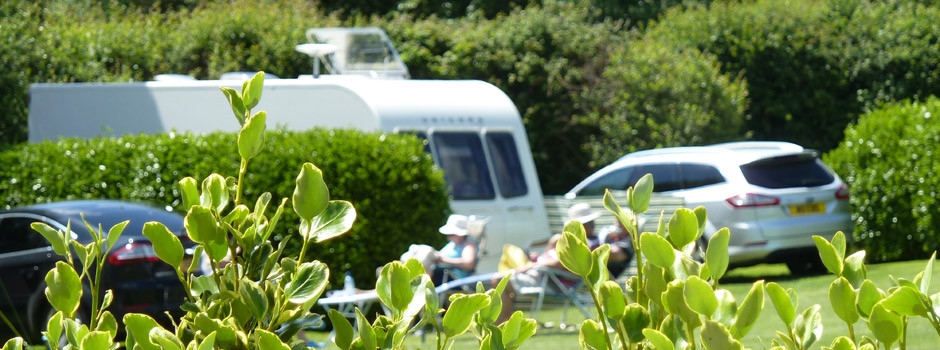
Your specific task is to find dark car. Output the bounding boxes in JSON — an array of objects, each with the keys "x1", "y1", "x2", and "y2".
[{"x1": 0, "y1": 200, "x2": 199, "y2": 342}]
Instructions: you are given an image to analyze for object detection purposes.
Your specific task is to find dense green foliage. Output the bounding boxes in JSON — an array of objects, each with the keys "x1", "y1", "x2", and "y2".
[
  {"x1": 0, "y1": 129, "x2": 450, "y2": 286},
  {"x1": 824, "y1": 98, "x2": 940, "y2": 263}
]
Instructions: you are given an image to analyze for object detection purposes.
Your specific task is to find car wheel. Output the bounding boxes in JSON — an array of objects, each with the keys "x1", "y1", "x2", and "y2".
[{"x1": 786, "y1": 258, "x2": 825, "y2": 276}]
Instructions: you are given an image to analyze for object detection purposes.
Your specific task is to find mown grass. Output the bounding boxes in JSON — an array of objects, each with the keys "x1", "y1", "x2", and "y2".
[{"x1": 305, "y1": 258, "x2": 940, "y2": 349}]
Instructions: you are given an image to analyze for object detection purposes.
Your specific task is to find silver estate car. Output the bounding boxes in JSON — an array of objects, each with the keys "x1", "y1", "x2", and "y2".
[{"x1": 566, "y1": 142, "x2": 852, "y2": 274}]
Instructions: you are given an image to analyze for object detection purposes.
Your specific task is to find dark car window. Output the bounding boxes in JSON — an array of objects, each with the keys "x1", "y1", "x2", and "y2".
[
  {"x1": 485, "y1": 132, "x2": 527, "y2": 198},
  {"x1": 432, "y1": 132, "x2": 495, "y2": 200},
  {"x1": 629, "y1": 164, "x2": 681, "y2": 192},
  {"x1": 0, "y1": 217, "x2": 48, "y2": 254},
  {"x1": 680, "y1": 163, "x2": 726, "y2": 189},
  {"x1": 577, "y1": 167, "x2": 635, "y2": 196},
  {"x1": 740, "y1": 156, "x2": 835, "y2": 189}
]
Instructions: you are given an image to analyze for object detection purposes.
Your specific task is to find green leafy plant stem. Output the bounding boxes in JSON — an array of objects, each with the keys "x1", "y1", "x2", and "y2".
[
  {"x1": 298, "y1": 220, "x2": 312, "y2": 263},
  {"x1": 614, "y1": 323, "x2": 629, "y2": 350},
  {"x1": 901, "y1": 316, "x2": 908, "y2": 350},
  {"x1": 629, "y1": 222, "x2": 647, "y2": 307},
  {"x1": 235, "y1": 157, "x2": 249, "y2": 206},
  {"x1": 584, "y1": 278, "x2": 614, "y2": 350}
]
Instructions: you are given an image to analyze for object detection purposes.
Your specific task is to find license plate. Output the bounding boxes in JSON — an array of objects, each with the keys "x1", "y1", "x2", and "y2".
[{"x1": 789, "y1": 203, "x2": 826, "y2": 216}]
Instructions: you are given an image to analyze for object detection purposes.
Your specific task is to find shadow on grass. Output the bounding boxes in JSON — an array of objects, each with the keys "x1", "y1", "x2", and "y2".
[{"x1": 719, "y1": 263, "x2": 828, "y2": 284}]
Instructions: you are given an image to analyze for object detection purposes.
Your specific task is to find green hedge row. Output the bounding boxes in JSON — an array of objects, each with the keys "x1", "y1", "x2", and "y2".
[
  {"x1": 0, "y1": 129, "x2": 450, "y2": 287},
  {"x1": 824, "y1": 98, "x2": 940, "y2": 263}
]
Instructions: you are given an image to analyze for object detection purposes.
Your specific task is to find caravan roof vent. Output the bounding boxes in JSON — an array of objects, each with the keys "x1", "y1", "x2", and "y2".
[{"x1": 303, "y1": 27, "x2": 409, "y2": 79}]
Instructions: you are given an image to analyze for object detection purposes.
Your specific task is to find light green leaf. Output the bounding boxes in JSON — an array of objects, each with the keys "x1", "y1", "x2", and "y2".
[
  {"x1": 813, "y1": 235, "x2": 843, "y2": 276},
  {"x1": 623, "y1": 304, "x2": 651, "y2": 343},
  {"x1": 197, "y1": 331, "x2": 217, "y2": 350},
  {"x1": 599, "y1": 281, "x2": 626, "y2": 320},
  {"x1": 242, "y1": 71, "x2": 265, "y2": 110},
  {"x1": 843, "y1": 251, "x2": 867, "y2": 288},
  {"x1": 238, "y1": 111, "x2": 266, "y2": 160},
  {"x1": 632, "y1": 173, "x2": 654, "y2": 214},
  {"x1": 44, "y1": 261, "x2": 82, "y2": 317},
  {"x1": 831, "y1": 231, "x2": 846, "y2": 262},
  {"x1": 284, "y1": 261, "x2": 329, "y2": 304},
  {"x1": 685, "y1": 276, "x2": 718, "y2": 317},
  {"x1": 499, "y1": 311, "x2": 537, "y2": 348},
  {"x1": 200, "y1": 174, "x2": 229, "y2": 213},
  {"x1": 578, "y1": 319, "x2": 607, "y2": 350},
  {"x1": 254, "y1": 329, "x2": 289, "y2": 350},
  {"x1": 184, "y1": 205, "x2": 222, "y2": 246},
  {"x1": 96, "y1": 311, "x2": 118, "y2": 339},
  {"x1": 766, "y1": 282, "x2": 795, "y2": 326},
  {"x1": 922, "y1": 252, "x2": 936, "y2": 294},
  {"x1": 377, "y1": 261, "x2": 413, "y2": 315},
  {"x1": 306, "y1": 201, "x2": 356, "y2": 242},
  {"x1": 869, "y1": 304, "x2": 902, "y2": 347},
  {"x1": 45, "y1": 311, "x2": 63, "y2": 349},
  {"x1": 239, "y1": 278, "x2": 268, "y2": 319},
  {"x1": 105, "y1": 220, "x2": 128, "y2": 253},
  {"x1": 142, "y1": 222, "x2": 184, "y2": 270},
  {"x1": 149, "y1": 328, "x2": 182, "y2": 350},
  {"x1": 881, "y1": 286, "x2": 929, "y2": 317},
  {"x1": 124, "y1": 313, "x2": 161, "y2": 350},
  {"x1": 587, "y1": 244, "x2": 610, "y2": 289},
  {"x1": 603, "y1": 189, "x2": 636, "y2": 238},
  {"x1": 79, "y1": 331, "x2": 112, "y2": 350},
  {"x1": 442, "y1": 294, "x2": 490, "y2": 338},
  {"x1": 829, "y1": 336, "x2": 857, "y2": 350},
  {"x1": 713, "y1": 289, "x2": 738, "y2": 325},
  {"x1": 219, "y1": 87, "x2": 247, "y2": 125},
  {"x1": 731, "y1": 280, "x2": 764, "y2": 339},
  {"x1": 641, "y1": 232, "x2": 676, "y2": 269},
  {"x1": 692, "y1": 206, "x2": 708, "y2": 239},
  {"x1": 701, "y1": 320, "x2": 743, "y2": 350},
  {"x1": 829, "y1": 277, "x2": 860, "y2": 324},
  {"x1": 328, "y1": 310, "x2": 354, "y2": 350},
  {"x1": 643, "y1": 328, "x2": 674, "y2": 350},
  {"x1": 1, "y1": 338, "x2": 23, "y2": 350},
  {"x1": 660, "y1": 315, "x2": 689, "y2": 348},
  {"x1": 178, "y1": 177, "x2": 200, "y2": 211},
  {"x1": 31, "y1": 222, "x2": 69, "y2": 257},
  {"x1": 856, "y1": 280, "x2": 884, "y2": 318},
  {"x1": 644, "y1": 263, "x2": 668, "y2": 307},
  {"x1": 706, "y1": 227, "x2": 730, "y2": 280},
  {"x1": 292, "y1": 163, "x2": 330, "y2": 222},
  {"x1": 563, "y1": 219, "x2": 588, "y2": 244},
  {"x1": 557, "y1": 231, "x2": 593, "y2": 277},
  {"x1": 668, "y1": 208, "x2": 699, "y2": 249},
  {"x1": 796, "y1": 304, "x2": 823, "y2": 349},
  {"x1": 356, "y1": 308, "x2": 376, "y2": 350}
]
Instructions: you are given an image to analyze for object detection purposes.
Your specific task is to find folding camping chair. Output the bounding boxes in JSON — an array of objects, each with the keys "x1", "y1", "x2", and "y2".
[{"x1": 514, "y1": 267, "x2": 593, "y2": 328}]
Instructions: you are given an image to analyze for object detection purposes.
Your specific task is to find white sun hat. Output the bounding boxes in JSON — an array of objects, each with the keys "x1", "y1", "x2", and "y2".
[
  {"x1": 439, "y1": 214, "x2": 470, "y2": 236},
  {"x1": 567, "y1": 203, "x2": 601, "y2": 224}
]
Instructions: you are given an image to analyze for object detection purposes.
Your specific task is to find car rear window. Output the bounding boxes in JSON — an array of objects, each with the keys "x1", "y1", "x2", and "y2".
[{"x1": 740, "y1": 156, "x2": 835, "y2": 189}]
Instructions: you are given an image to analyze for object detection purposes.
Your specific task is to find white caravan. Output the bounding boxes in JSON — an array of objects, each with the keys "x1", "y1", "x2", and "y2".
[{"x1": 27, "y1": 28, "x2": 550, "y2": 273}]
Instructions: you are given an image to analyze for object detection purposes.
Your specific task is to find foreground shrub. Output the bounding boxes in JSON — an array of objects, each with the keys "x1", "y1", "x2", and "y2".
[
  {"x1": 824, "y1": 97, "x2": 940, "y2": 263},
  {"x1": 0, "y1": 128, "x2": 450, "y2": 286}
]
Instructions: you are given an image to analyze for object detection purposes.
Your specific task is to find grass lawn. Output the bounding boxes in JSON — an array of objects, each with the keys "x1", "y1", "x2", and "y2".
[{"x1": 304, "y1": 259, "x2": 940, "y2": 349}]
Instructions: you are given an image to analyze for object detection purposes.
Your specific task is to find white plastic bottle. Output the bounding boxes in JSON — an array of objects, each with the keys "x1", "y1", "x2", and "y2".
[{"x1": 343, "y1": 271, "x2": 356, "y2": 295}]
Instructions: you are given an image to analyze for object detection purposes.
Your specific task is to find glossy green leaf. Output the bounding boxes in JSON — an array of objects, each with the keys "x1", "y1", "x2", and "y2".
[
  {"x1": 142, "y1": 222, "x2": 184, "y2": 270},
  {"x1": 685, "y1": 275, "x2": 718, "y2": 317},
  {"x1": 44, "y1": 261, "x2": 82, "y2": 317},
  {"x1": 856, "y1": 280, "x2": 884, "y2": 318},
  {"x1": 197, "y1": 331, "x2": 217, "y2": 350},
  {"x1": 253, "y1": 329, "x2": 289, "y2": 350},
  {"x1": 667, "y1": 208, "x2": 698, "y2": 249},
  {"x1": 643, "y1": 328, "x2": 674, "y2": 350},
  {"x1": 713, "y1": 289, "x2": 738, "y2": 325},
  {"x1": 632, "y1": 173, "x2": 654, "y2": 214},
  {"x1": 306, "y1": 200, "x2": 356, "y2": 242},
  {"x1": 355, "y1": 308, "x2": 376, "y2": 350},
  {"x1": 766, "y1": 282, "x2": 796, "y2": 326},
  {"x1": 829, "y1": 336, "x2": 857, "y2": 350},
  {"x1": 284, "y1": 261, "x2": 329, "y2": 304},
  {"x1": 292, "y1": 163, "x2": 330, "y2": 222},
  {"x1": 499, "y1": 311, "x2": 537, "y2": 348},
  {"x1": 242, "y1": 71, "x2": 264, "y2": 110},
  {"x1": 706, "y1": 227, "x2": 730, "y2": 280},
  {"x1": 149, "y1": 328, "x2": 182, "y2": 350},
  {"x1": 922, "y1": 252, "x2": 936, "y2": 294},
  {"x1": 843, "y1": 251, "x2": 867, "y2": 288},
  {"x1": 1, "y1": 338, "x2": 23, "y2": 350},
  {"x1": 731, "y1": 280, "x2": 764, "y2": 339},
  {"x1": 219, "y1": 87, "x2": 247, "y2": 125},
  {"x1": 813, "y1": 235, "x2": 843, "y2": 276},
  {"x1": 644, "y1": 263, "x2": 668, "y2": 307},
  {"x1": 578, "y1": 319, "x2": 607, "y2": 350},
  {"x1": 200, "y1": 174, "x2": 229, "y2": 213},
  {"x1": 328, "y1": 310, "x2": 353, "y2": 350},
  {"x1": 692, "y1": 206, "x2": 708, "y2": 238},
  {"x1": 124, "y1": 313, "x2": 161, "y2": 350},
  {"x1": 795, "y1": 304, "x2": 823, "y2": 349},
  {"x1": 563, "y1": 219, "x2": 588, "y2": 244},
  {"x1": 829, "y1": 277, "x2": 860, "y2": 324},
  {"x1": 178, "y1": 177, "x2": 200, "y2": 211},
  {"x1": 45, "y1": 311, "x2": 63, "y2": 349},
  {"x1": 96, "y1": 311, "x2": 117, "y2": 339},
  {"x1": 661, "y1": 281, "x2": 691, "y2": 320},
  {"x1": 443, "y1": 294, "x2": 490, "y2": 338},
  {"x1": 881, "y1": 286, "x2": 928, "y2": 317},
  {"x1": 238, "y1": 278, "x2": 267, "y2": 319},
  {"x1": 831, "y1": 231, "x2": 846, "y2": 262},
  {"x1": 599, "y1": 280, "x2": 626, "y2": 320},
  {"x1": 660, "y1": 315, "x2": 689, "y2": 348},
  {"x1": 80, "y1": 331, "x2": 112, "y2": 350},
  {"x1": 238, "y1": 111, "x2": 266, "y2": 159},
  {"x1": 603, "y1": 189, "x2": 636, "y2": 238},
  {"x1": 557, "y1": 231, "x2": 593, "y2": 277},
  {"x1": 377, "y1": 261, "x2": 413, "y2": 314},
  {"x1": 701, "y1": 320, "x2": 743, "y2": 350},
  {"x1": 869, "y1": 304, "x2": 901, "y2": 347},
  {"x1": 31, "y1": 222, "x2": 68, "y2": 257},
  {"x1": 588, "y1": 244, "x2": 610, "y2": 288},
  {"x1": 623, "y1": 304, "x2": 650, "y2": 343},
  {"x1": 105, "y1": 220, "x2": 128, "y2": 253},
  {"x1": 641, "y1": 232, "x2": 676, "y2": 269},
  {"x1": 184, "y1": 205, "x2": 222, "y2": 246}
]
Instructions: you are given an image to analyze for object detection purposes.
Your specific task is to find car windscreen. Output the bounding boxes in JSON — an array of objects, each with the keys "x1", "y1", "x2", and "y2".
[{"x1": 740, "y1": 155, "x2": 835, "y2": 189}]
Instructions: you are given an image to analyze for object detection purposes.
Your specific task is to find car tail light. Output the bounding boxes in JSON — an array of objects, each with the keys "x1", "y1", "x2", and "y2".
[
  {"x1": 726, "y1": 193, "x2": 780, "y2": 208},
  {"x1": 835, "y1": 183, "x2": 850, "y2": 200},
  {"x1": 108, "y1": 242, "x2": 159, "y2": 265}
]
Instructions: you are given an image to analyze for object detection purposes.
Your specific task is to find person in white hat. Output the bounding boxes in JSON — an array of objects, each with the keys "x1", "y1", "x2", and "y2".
[
  {"x1": 567, "y1": 203, "x2": 602, "y2": 249},
  {"x1": 431, "y1": 214, "x2": 479, "y2": 285}
]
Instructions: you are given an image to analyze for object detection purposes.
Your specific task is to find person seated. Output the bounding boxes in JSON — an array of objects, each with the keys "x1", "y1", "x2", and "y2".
[
  {"x1": 599, "y1": 220, "x2": 635, "y2": 278},
  {"x1": 430, "y1": 214, "x2": 478, "y2": 285}
]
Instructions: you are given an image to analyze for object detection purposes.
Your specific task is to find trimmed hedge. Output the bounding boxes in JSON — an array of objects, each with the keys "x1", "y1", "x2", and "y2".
[
  {"x1": 0, "y1": 129, "x2": 450, "y2": 287},
  {"x1": 824, "y1": 98, "x2": 940, "y2": 263}
]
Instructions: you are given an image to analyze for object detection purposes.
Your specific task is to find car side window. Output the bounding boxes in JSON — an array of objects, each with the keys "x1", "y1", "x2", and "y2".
[
  {"x1": 680, "y1": 163, "x2": 726, "y2": 189},
  {"x1": 629, "y1": 164, "x2": 682, "y2": 192},
  {"x1": 0, "y1": 216, "x2": 48, "y2": 254},
  {"x1": 485, "y1": 132, "x2": 528, "y2": 198},
  {"x1": 577, "y1": 167, "x2": 634, "y2": 196},
  {"x1": 432, "y1": 132, "x2": 496, "y2": 200}
]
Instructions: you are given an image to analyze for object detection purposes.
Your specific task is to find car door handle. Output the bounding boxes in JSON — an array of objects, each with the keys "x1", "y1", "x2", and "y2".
[{"x1": 508, "y1": 205, "x2": 533, "y2": 212}]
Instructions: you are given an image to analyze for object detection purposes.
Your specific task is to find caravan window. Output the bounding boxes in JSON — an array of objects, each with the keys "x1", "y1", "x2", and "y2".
[
  {"x1": 432, "y1": 132, "x2": 495, "y2": 200},
  {"x1": 485, "y1": 133, "x2": 527, "y2": 198}
]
